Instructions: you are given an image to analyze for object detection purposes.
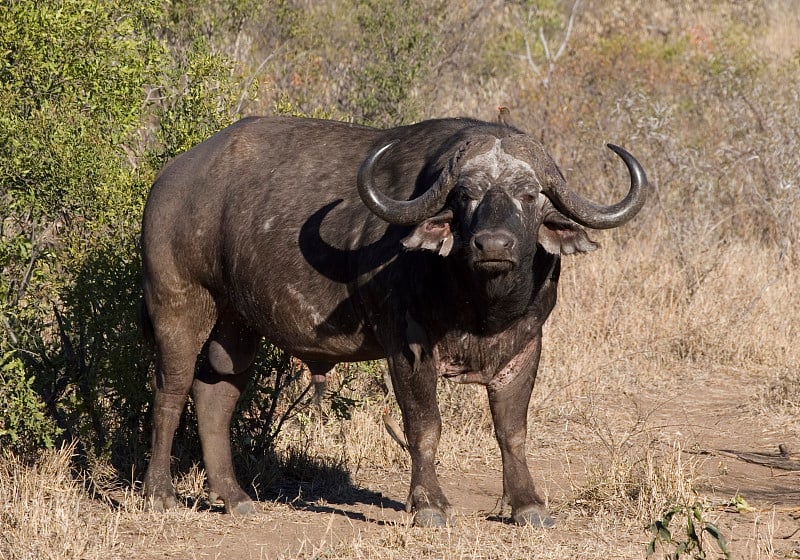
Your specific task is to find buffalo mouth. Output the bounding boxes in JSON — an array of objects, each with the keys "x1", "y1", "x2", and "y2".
[{"x1": 473, "y1": 258, "x2": 515, "y2": 274}]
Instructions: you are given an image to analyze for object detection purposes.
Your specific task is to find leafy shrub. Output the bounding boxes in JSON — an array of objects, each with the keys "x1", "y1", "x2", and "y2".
[
  {"x1": 0, "y1": 0, "x2": 248, "y2": 467},
  {"x1": 0, "y1": 0, "x2": 163, "y2": 456},
  {"x1": 0, "y1": 350, "x2": 59, "y2": 455},
  {"x1": 258, "y1": 0, "x2": 438, "y2": 126},
  {"x1": 347, "y1": 0, "x2": 436, "y2": 126},
  {"x1": 0, "y1": 0, "x2": 363, "y2": 479}
]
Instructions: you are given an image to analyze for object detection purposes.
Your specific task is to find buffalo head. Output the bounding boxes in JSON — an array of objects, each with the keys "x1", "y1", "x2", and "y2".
[{"x1": 357, "y1": 133, "x2": 647, "y2": 276}]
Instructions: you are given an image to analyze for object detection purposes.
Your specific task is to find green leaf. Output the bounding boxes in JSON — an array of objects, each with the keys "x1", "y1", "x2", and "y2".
[
  {"x1": 686, "y1": 513, "x2": 700, "y2": 544},
  {"x1": 732, "y1": 494, "x2": 752, "y2": 513},
  {"x1": 646, "y1": 539, "x2": 657, "y2": 558},
  {"x1": 658, "y1": 524, "x2": 672, "y2": 542},
  {"x1": 704, "y1": 523, "x2": 731, "y2": 559}
]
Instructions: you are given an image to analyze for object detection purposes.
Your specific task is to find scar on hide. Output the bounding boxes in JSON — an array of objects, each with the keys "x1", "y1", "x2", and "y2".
[{"x1": 487, "y1": 336, "x2": 539, "y2": 392}]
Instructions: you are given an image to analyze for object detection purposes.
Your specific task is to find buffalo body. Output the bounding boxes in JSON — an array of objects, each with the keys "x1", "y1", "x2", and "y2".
[{"x1": 140, "y1": 115, "x2": 648, "y2": 526}]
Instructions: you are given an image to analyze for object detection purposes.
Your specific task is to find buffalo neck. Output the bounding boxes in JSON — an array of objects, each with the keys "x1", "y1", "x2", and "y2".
[{"x1": 436, "y1": 250, "x2": 550, "y2": 336}]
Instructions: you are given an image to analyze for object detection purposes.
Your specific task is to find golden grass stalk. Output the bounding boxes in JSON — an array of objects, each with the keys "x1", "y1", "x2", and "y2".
[{"x1": 0, "y1": 444, "x2": 121, "y2": 560}]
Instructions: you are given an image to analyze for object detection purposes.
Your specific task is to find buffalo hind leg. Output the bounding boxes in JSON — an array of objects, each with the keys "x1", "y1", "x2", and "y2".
[
  {"x1": 143, "y1": 294, "x2": 215, "y2": 511},
  {"x1": 487, "y1": 334, "x2": 554, "y2": 527},
  {"x1": 388, "y1": 356, "x2": 452, "y2": 527},
  {"x1": 193, "y1": 316, "x2": 260, "y2": 515}
]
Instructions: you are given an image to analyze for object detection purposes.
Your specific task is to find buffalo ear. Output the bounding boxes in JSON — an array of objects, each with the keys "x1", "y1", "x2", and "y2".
[
  {"x1": 402, "y1": 211, "x2": 454, "y2": 256},
  {"x1": 538, "y1": 197, "x2": 597, "y2": 255}
]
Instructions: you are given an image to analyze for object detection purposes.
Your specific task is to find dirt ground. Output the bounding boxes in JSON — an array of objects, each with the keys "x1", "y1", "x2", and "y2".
[{"x1": 113, "y1": 365, "x2": 800, "y2": 560}]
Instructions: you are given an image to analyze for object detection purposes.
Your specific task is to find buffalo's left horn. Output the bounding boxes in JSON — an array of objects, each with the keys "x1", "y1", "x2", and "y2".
[
  {"x1": 358, "y1": 141, "x2": 465, "y2": 225},
  {"x1": 544, "y1": 144, "x2": 649, "y2": 230}
]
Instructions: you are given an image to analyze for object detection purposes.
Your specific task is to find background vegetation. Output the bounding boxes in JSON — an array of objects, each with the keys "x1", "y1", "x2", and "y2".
[{"x1": 1, "y1": 0, "x2": 799, "y2": 558}]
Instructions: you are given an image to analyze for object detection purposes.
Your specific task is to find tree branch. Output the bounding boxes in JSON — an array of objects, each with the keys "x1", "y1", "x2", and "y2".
[{"x1": 553, "y1": 0, "x2": 581, "y2": 63}]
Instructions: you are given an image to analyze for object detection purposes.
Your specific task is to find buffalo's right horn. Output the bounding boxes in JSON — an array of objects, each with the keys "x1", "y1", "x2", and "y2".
[
  {"x1": 543, "y1": 144, "x2": 649, "y2": 230},
  {"x1": 358, "y1": 141, "x2": 466, "y2": 225}
]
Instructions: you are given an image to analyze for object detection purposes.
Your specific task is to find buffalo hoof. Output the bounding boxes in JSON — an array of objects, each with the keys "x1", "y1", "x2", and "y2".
[
  {"x1": 513, "y1": 506, "x2": 555, "y2": 528},
  {"x1": 144, "y1": 493, "x2": 178, "y2": 512},
  {"x1": 226, "y1": 499, "x2": 258, "y2": 516},
  {"x1": 413, "y1": 507, "x2": 453, "y2": 528}
]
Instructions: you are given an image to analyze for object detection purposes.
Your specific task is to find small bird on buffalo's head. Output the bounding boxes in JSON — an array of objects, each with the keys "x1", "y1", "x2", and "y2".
[{"x1": 496, "y1": 105, "x2": 516, "y2": 128}]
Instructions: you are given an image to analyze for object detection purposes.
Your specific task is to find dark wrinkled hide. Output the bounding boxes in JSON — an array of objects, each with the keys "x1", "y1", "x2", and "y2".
[{"x1": 140, "y1": 116, "x2": 648, "y2": 527}]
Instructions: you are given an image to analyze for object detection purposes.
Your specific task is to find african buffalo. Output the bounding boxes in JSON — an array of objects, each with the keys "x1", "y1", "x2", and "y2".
[{"x1": 140, "y1": 115, "x2": 648, "y2": 527}]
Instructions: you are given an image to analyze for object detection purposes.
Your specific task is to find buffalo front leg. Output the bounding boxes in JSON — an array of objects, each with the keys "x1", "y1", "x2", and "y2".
[
  {"x1": 487, "y1": 334, "x2": 554, "y2": 528},
  {"x1": 388, "y1": 356, "x2": 452, "y2": 527}
]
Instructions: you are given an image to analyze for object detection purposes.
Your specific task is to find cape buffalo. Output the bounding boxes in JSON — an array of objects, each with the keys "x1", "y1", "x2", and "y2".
[{"x1": 140, "y1": 115, "x2": 649, "y2": 527}]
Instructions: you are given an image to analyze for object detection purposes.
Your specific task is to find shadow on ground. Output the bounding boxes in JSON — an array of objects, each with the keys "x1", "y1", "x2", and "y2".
[{"x1": 255, "y1": 454, "x2": 407, "y2": 525}]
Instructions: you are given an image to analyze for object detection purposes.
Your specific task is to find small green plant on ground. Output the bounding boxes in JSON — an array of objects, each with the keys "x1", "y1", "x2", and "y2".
[{"x1": 647, "y1": 502, "x2": 730, "y2": 560}]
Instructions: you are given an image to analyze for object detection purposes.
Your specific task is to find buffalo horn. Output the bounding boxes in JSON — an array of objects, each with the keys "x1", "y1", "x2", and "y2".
[
  {"x1": 357, "y1": 141, "x2": 464, "y2": 225},
  {"x1": 543, "y1": 144, "x2": 649, "y2": 230}
]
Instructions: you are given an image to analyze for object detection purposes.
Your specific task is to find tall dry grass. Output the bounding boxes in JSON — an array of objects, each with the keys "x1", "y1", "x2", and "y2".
[{"x1": 0, "y1": 444, "x2": 124, "y2": 560}]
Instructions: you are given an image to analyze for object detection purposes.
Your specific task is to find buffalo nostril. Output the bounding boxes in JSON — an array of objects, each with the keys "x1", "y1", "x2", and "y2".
[{"x1": 473, "y1": 231, "x2": 515, "y2": 253}]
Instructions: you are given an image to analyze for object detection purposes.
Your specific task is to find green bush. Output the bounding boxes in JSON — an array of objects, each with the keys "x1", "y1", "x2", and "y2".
[
  {"x1": 1, "y1": 0, "x2": 161, "y2": 456},
  {"x1": 347, "y1": 0, "x2": 436, "y2": 126},
  {"x1": 258, "y1": 0, "x2": 438, "y2": 127},
  {"x1": 0, "y1": 350, "x2": 59, "y2": 455},
  {"x1": 0, "y1": 0, "x2": 247, "y2": 464},
  {"x1": 0, "y1": 0, "x2": 348, "y2": 479}
]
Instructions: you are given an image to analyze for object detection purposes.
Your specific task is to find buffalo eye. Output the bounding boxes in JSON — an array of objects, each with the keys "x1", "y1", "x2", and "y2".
[
  {"x1": 456, "y1": 189, "x2": 477, "y2": 204},
  {"x1": 516, "y1": 192, "x2": 537, "y2": 204}
]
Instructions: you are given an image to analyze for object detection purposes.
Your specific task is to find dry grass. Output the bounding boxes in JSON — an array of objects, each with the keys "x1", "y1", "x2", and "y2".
[{"x1": 0, "y1": 444, "x2": 125, "y2": 560}]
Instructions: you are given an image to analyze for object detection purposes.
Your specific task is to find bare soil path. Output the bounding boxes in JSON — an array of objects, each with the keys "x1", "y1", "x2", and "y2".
[{"x1": 116, "y1": 365, "x2": 800, "y2": 559}]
